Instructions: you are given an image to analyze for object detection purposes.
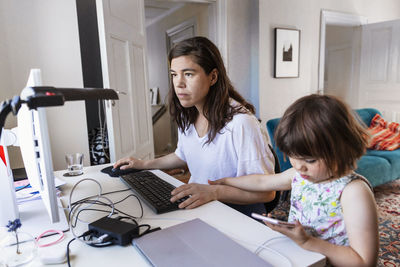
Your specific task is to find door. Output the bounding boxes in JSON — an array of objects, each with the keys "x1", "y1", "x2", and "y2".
[
  {"x1": 96, "y1": 0, "x2": 154, "y2": 162},
  {"x1": 318, "y1": 10, "x2": 367, "y2": 96},
  {"x1": 166, "y1": 18, "x2": 197, "y2": 52},
  {"x1": 358, "y1": 20, "x2": 400, "y2": 122}
]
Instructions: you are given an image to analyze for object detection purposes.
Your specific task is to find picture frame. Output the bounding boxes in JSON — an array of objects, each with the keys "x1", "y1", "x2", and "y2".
[{"x1": 274, "y1": 28, "x2": 300, "y2": 78}]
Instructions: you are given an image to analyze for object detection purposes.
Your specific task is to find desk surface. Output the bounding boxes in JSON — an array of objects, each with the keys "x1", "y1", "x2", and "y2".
[{"x1": 29, "y1": 165, "x2": 325, "y2": 267}]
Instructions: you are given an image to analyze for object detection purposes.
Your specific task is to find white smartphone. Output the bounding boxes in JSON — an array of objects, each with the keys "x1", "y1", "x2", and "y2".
[{"x1": 251, "y1": 213, "x2": 295, "y2": 228}]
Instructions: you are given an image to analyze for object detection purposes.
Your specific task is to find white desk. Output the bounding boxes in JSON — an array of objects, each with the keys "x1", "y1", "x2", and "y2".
[{"x1": 30, "y1": 165, "x2": 325, "y2": 267}]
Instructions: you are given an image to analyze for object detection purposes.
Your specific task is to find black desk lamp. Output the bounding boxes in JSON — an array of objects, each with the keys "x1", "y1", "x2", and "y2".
[{"x1": 0, "y1": 86, "x2": 119, "y2": 139}]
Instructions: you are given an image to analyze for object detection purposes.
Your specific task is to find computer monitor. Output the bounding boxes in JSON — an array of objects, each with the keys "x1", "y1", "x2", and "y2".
[
  {"x1": 0, "y1": 69, "x2": 118, "y2": 233},
  {"x1": 17, "y1": 99, "x2": 59, "y2": 223},
  {"x1": 16, "y1": 69, "x2": 60, "y2": 223}
]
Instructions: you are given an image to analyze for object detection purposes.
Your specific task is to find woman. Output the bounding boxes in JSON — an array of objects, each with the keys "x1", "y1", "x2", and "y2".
[{"x1": 114, "y1": 36, "x2": 275, "y2": 216}]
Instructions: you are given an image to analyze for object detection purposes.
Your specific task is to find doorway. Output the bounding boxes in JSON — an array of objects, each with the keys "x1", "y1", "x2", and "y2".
[
  {"x1": 319, "y1": 10, "x2": 367, "y2": 107},
  {"x1": 324, "y1": 25, "x2": 359, "y2": 104},
  {"x1": 144, "y1": 1, "x2": 213, "y2": 157}
]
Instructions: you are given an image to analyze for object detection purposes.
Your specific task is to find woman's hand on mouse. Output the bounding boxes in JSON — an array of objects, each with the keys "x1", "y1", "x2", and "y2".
[{"x1": 113, "y1": 157, "x2": 145, "y2": 170}]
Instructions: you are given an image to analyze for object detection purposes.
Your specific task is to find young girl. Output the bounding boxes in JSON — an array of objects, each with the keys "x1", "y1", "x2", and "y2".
[
  {"x1": 114, "y1": 36, "x2": 276, "y2": 216},
  {"x1": 210, "y1": 94, "x2": 379, "y2": 266}
]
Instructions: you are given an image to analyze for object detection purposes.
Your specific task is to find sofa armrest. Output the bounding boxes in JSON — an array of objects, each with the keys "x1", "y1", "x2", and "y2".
[
  {"x1": 266, "y1": 118, "x2": 292, "y2": 172},
  {"x1": 355, "y1": 108, "x2": 382, "y2": 126}
]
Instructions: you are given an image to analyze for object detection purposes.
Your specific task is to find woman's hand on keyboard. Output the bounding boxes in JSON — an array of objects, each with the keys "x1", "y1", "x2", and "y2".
[
  {"x1": 114, "y1": 153, "x2": 186, "y2": 171},
  {"x1": 170, "y1": 183, "x2": 218, "y2": 209}
]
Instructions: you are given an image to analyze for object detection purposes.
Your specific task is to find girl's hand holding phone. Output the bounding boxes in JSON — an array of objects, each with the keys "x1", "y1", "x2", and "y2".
[
  {"x1": 251, "y1": 213, "x2": 296, "y2": 227},
  {"x1": 251, "y1": 213, "x2": 316, "y2": 247}
]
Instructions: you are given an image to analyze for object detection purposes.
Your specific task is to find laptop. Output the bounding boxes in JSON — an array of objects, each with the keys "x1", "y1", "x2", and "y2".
[{"x1": 133, "y1": 218, "x2": 272, "y2": 267}]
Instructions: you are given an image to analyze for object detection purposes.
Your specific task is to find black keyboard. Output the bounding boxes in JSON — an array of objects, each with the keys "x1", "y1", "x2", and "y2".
[{"x1": 120, "y1": 171, "x2": 188, "y2": 214}]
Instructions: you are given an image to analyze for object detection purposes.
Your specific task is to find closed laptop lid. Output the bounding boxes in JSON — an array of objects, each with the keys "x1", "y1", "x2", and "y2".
[{"x1": 133, "y1": 218, "x2": 272, "y2": 267}]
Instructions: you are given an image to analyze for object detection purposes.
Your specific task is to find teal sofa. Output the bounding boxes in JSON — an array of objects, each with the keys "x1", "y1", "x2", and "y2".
[{"x1": 266, "y1": 108, "x2": 400, "y2": 187}]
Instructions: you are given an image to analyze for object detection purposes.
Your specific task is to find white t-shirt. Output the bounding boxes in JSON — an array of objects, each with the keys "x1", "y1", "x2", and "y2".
[{"x1": 175, "y1": 109, "x2": 275, "y2": 184}]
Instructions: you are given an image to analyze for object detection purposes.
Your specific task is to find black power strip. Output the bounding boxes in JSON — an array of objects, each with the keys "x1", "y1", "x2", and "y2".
[{"x1": 88, "y1": 216, "x2": 139, "y2": 246}]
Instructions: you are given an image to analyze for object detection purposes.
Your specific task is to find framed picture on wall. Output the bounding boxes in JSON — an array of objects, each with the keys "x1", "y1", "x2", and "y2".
[{"x1": 274, "y1": 28, "x2": 300, "y2": 78}]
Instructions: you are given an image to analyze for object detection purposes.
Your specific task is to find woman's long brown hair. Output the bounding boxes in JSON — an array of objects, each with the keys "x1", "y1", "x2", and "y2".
[{"x1": 168, "y1": 36, "x2": 255, "y2": 144}]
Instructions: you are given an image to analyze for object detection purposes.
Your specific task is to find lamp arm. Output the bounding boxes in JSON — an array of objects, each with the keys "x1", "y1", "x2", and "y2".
[
  {"x1": 0, "y1": 96, "x2": 25, "y2": 139},
  {"x1": 0, "y1": 87, "x2": 118, "y2": 140}
]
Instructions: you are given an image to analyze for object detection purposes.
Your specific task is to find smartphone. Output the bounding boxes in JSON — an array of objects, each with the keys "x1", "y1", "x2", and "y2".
[{"x1": 251, "y1": 213, "x2": 295, "y2": 228}]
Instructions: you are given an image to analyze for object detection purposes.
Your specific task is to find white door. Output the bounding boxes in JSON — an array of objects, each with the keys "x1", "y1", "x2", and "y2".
[
  {"x1": 358, "y1": 19, "x2": 400, "y2": 123},
  {"x1": 96, "y1": 0, "x2": 154, "y2": 162}
]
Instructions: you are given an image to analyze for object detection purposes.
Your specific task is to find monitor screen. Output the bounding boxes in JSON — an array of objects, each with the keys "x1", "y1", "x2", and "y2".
[{"x1": 17, "y1": 69, "x2": 59, "y2": 224}]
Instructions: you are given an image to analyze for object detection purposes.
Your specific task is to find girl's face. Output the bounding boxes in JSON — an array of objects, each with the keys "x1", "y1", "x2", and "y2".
[
  {"x1": 288, "y1": 157, "x2": 331, "y2": 182},
  {"x1": 170, "y1": 56, "x2": 217, "y2": 111}
]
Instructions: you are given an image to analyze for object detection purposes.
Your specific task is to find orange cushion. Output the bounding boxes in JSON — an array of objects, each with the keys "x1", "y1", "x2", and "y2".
[{"x1": 367, "y1": 114, "x2": 400, "y2": 150}]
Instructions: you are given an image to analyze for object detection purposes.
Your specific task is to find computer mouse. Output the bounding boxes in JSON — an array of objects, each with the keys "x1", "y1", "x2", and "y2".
[
  {"x1": 101, "y1": 165, "x2": 141, "y2": 177},
  {"x1": 111, "y1": 166, "x2": 123, "y2": 175}
]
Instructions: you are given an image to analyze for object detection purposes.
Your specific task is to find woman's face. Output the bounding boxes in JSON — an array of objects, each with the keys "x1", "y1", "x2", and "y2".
[{"x1": 170, "y1": 55, "x2": 216, "y2": 111}]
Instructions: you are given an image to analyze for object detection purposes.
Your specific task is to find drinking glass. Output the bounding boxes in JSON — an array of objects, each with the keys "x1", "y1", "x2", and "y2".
[{"x1": 65, "y1": 153, "x2": 84, "y2": 176}]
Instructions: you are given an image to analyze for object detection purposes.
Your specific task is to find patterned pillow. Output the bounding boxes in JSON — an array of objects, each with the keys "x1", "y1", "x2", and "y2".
[{"x1": 367, "y1": 114, "x2": 400, "y2": 150}]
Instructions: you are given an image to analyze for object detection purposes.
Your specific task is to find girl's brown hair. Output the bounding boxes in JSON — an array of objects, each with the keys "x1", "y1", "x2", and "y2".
[
  {"x1": 275, "y1": 94, "x2": 369, "y2": 177},
  {"x1": 168, "y1": 36, "x2": 255, "y2": 144}
]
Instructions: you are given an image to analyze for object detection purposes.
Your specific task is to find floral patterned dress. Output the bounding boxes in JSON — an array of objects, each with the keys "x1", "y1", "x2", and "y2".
[{"x1": 288, "y1": 172, "x2": 371, "y2": 245}]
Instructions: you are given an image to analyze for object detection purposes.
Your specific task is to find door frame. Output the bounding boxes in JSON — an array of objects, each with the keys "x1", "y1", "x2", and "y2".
[
  {"x1": 318, "y1": 10, "x2": 367, "y2": 94},
  {"x1": 209, "y1": 0, "x2": 228, "y2": 67},
  {"x1": 152, "y1": 0, "x2": 228, "y2": 67}
]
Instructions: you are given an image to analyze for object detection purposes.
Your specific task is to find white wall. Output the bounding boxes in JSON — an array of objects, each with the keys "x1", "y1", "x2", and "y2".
[
  {"x1": 249, "y1": 0, "x2": 260, "y2": 116},
  {"x1": 259, "y1": 0, "x2": 400, "y2": 124},
  {"x1": 0, "y1": 0, "x2": 89, "y2": 170},
  {"x1": 0, "y1": 1, "x2": 19, "y2": 168},
  {"x1": 0, "y1": 6, "x2": 12, "y2": 102}
]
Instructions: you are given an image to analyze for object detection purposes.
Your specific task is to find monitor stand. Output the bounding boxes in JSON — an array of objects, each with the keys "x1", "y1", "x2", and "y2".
[{"x1": 18, "y1": 197, "x2": 69, "y2": 239}]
